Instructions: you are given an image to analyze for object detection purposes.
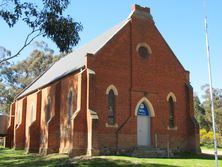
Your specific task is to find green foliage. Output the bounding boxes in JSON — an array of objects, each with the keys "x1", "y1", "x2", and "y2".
[
  {"x1": 0, "y1": 147, "x2": 71, "y2": 167},
  {"x1": 1, "y1": 147, "x2": 222, "y2": 167},
  {"x1": 0, "y1": 0, "x2": 82, "y2": 63},
  {"x1": 201, "y1": 85, "x2": 222, "y2": 135},
  {"x1": 215, "y1": 107, "x2": 222, "y2": 135},
  {"x1": 200, "y1": 128, "x2": 207, "y2": 137},
  {"x1": 194, "y1": 85, "x2": 222, "y2": 137},
  {"x1": 200, "y1": 129, "x2": 222, "y2": 147},
  {"x1": 0, "y1": 41, "x2": 63, "y2": 113},
  {"x1": 193, "y1": 95, "x2": 210, "y2": 130},
  {"x1": 200, "y1": 129, "x2": 214, "y2": 146}
]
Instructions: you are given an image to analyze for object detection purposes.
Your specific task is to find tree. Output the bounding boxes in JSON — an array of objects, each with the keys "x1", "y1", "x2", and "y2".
[
  {"x1": 0, "y1": 41, "x2": 63, "y2": 113},
  {"x1": 0, "y1": 0, "x2": 82, "y2": 64},
  {"x1": 193, "y1": 95, "x2": 210, "y2": 131},
  {"x1": 201, "y1": 84, "x2": 222, "y2": 135}
]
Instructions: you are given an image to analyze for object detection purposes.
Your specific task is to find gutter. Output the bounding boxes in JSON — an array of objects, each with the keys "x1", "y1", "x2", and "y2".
[{"x1": 15, "y1": 67, "x2": 84, "y2": 100}]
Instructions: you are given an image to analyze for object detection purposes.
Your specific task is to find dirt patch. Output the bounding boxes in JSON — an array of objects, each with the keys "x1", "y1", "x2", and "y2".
[{"x1": 202, "y1": 149, "x2": 222, "y2": 156}]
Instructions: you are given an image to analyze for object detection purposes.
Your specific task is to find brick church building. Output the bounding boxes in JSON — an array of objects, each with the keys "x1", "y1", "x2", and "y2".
[{"x1": 6, "y1": 5, "x2": 200, "y2": 156}]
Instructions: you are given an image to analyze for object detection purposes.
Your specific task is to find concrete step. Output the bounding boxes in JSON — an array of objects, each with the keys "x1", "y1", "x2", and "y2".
[{"x1": 131, "y1": 147, "x2": 173, "y2": 158}]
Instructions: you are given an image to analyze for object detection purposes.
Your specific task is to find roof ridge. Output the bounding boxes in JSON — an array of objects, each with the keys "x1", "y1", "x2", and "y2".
[{"x1": 17, "y1": 19, "x2": 130, "y2": 99}]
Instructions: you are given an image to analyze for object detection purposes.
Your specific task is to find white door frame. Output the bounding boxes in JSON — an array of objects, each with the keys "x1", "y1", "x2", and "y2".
[{"x1": 135, "y1": 97, "x2": 155, "y2": 146}]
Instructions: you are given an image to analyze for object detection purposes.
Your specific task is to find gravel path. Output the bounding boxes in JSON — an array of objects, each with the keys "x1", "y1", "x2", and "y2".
[{"x1": 202, "y1": 149, "x2": 222, "y2": 156}]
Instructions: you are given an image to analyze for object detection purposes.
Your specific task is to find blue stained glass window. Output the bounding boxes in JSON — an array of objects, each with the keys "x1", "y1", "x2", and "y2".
[{"x1": 137, "y1": 102, "x2": 149, "y2": 116}]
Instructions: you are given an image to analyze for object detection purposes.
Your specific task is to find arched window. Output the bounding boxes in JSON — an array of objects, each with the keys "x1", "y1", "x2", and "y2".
[
  {"x1": 17, "y1": 108, "x2": 21, "y2": 124},
  {"x1": 30, "y1": 104, "x2": 34, "y2": 123},
  {"x1": 168, "y1": 97, "x2": 175, "y2": 128},
  {"x1": 135, "y1": 97, "x2": 155, "y2": 117},
  {"x1": 67, "y1": 89, "x2": 73, "y2": 126},
  {"x1": 137, "y1": 102, "x2": 150, "y2": 116},
  {"x1": 107, "y1": 89, "x2": 116, "y2": 125},
  {"x1": 45, "y1": 96, "x2": 51, "y2": 123}
]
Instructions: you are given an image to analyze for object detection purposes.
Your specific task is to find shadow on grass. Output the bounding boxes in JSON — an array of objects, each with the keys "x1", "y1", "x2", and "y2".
[
  {"x1": 0, "y1": 155, "x2": 177, "y2": 167},
  {"x1": 71, "y1": 158, "x2": 178, "y2": 167},
  {"x1": 0, "y1": 147, "x2": 70, "y2": 167},
  {"x1": 0, "y1": 148, "x2": 177, "y2": 167},
  {"x1": 0, "y1": 147, "x2": 220, "y2": 167},
  {"x1": 0, "y1": 155, "x2": 71, "y2": 167}
]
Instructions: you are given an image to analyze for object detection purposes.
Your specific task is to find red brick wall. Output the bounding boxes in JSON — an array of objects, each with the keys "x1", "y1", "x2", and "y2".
[
  {"x1": 86, "y1": 15, "x2": 197, "y2": 152},
  {"x1": 39, "y1": 81, "x2": 59, "y2": 154},
  {"x1": 87, "y1": 21, "x2": 132, "y2": 151},
  {"x1": 71, "y1": 71, "x2": 87, "y2": 156},
  {"x1": 10, "y1": 70, "x2": 88, "y2": 155},
  {"x1": 25, "y1": 91, "x2": 41, "y2": 152},
  {"x1": 48, "y1": 81, "x2": 62, "y2": 153},
  {"x1": 59, "y1": 72, "x2": 87, "y2": 154},
  {"x1": 6, "y1": 102, "x2": 15, "y2": 148},
  {"x1": 7, "y1": 6, "x2": 198, "y2": 155},
  {"x1": 14, "y1": 98, "x2": 26, "y2": 149}
]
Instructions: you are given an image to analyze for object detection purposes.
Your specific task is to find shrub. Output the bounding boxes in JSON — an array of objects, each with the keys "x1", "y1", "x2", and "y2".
[
  {"x1": 200, "y1": 129, "x2": 222, "y2": 147},
  {"x1": 200, "y1": 129, "x2": 207, "y2": 137}
]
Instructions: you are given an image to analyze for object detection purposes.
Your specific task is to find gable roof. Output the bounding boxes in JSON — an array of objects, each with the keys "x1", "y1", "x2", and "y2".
[{"x1": 17, "y1": 19, "x2": 130, "y2": 99}]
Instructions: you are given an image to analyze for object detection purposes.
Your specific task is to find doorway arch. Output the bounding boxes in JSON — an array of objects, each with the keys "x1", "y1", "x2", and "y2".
[{"x1": 135, "y1": 97, "x2": 155, "y2": 146}]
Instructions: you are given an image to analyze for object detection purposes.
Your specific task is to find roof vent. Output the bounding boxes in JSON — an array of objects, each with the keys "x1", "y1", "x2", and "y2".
[{"x1": 128, "y1": 4, "x2": 153, "y2": 20}]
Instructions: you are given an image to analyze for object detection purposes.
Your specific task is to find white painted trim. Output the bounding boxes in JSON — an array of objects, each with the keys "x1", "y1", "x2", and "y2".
[
  {"x1": 30, "y1": 102, "x2": 35, "y2": 123},
  {"x1": 88, "y1": 68, "x2": 96, "y2": 75},
  {"x1": 105, "y1": 84, "x2": 118, "y2": 95},
  {"x1": 136, "y1": 42, "x2": 152, "y2": 55},
  {"x1": 135, "y1": 97, "x2": 155, "y2": 117},
  {"x1": 167, "y1": 126, "x2": 178, "y2": 130},
  {"x1": 67, "y1": 87, "x2": 74, "y2": 120},
  {"x1": 71, "y1": 109, "x2": 80, "y2": 120},
  {"x1": 18, "y1": 107, "x2": 22, "y2": 125},
  {"x1": 71, "y1": 73, "x2": 83, "y2": 120},
  {"x1": 105, "y1": 123, "x2": 118, "y2": 128},
  {"x1": 88, "y1": 109, "x2": 99, "y2": 119},
  {"x1": 15, "y1": 106, "x2": 22, "y2": 129},
  {"x1": 166, "y1": 92, "x2": 177, "y2": 102},
  {"x1": 46, "y1": 96, "x2": 52, "y2": 124}
]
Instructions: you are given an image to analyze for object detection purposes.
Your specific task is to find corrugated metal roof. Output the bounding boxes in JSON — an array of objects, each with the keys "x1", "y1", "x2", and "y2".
[{"x1": 17, "y1": 19, "x2": 129, "y2": 99}]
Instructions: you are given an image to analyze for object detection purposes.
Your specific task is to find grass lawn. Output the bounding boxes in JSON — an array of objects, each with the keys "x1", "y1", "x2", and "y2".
[{"x1": 0, "y1": 147, "x2": 222, "y2": 167}]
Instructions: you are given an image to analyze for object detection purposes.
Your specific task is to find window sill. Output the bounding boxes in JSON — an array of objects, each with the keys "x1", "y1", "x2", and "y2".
[
  {"x1": 105, "y1": 123, "x2": 118, "y2": 128},
  {"x1": 167, "y1": 126, "x2": 178, "y2": 130}
]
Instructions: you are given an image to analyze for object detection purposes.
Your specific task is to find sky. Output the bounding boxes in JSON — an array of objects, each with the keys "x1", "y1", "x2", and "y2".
[{"x1": 0, "y1": 0, "x2": 221, "y2": 99}]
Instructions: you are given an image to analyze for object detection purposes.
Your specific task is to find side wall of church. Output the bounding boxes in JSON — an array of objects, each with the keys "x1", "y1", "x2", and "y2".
[
  {"x1": 25, "y1": 91, "x2": 41, "y2": 152},
  {"x1": 14, "y1": 98, "x2": 26, "y2": 149},
  {"x1": 8, "y1": 70, "x2": 88, "y2": 155},
  {"x1": 59, "y1": 72, "x2": 87, "y2": 155},
  {"x1": 39, "y1": 81, "x2": 60, "y2": 154},
  {"x1": 5, "y1": 102, "x2": 15, "y2": 148}
]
